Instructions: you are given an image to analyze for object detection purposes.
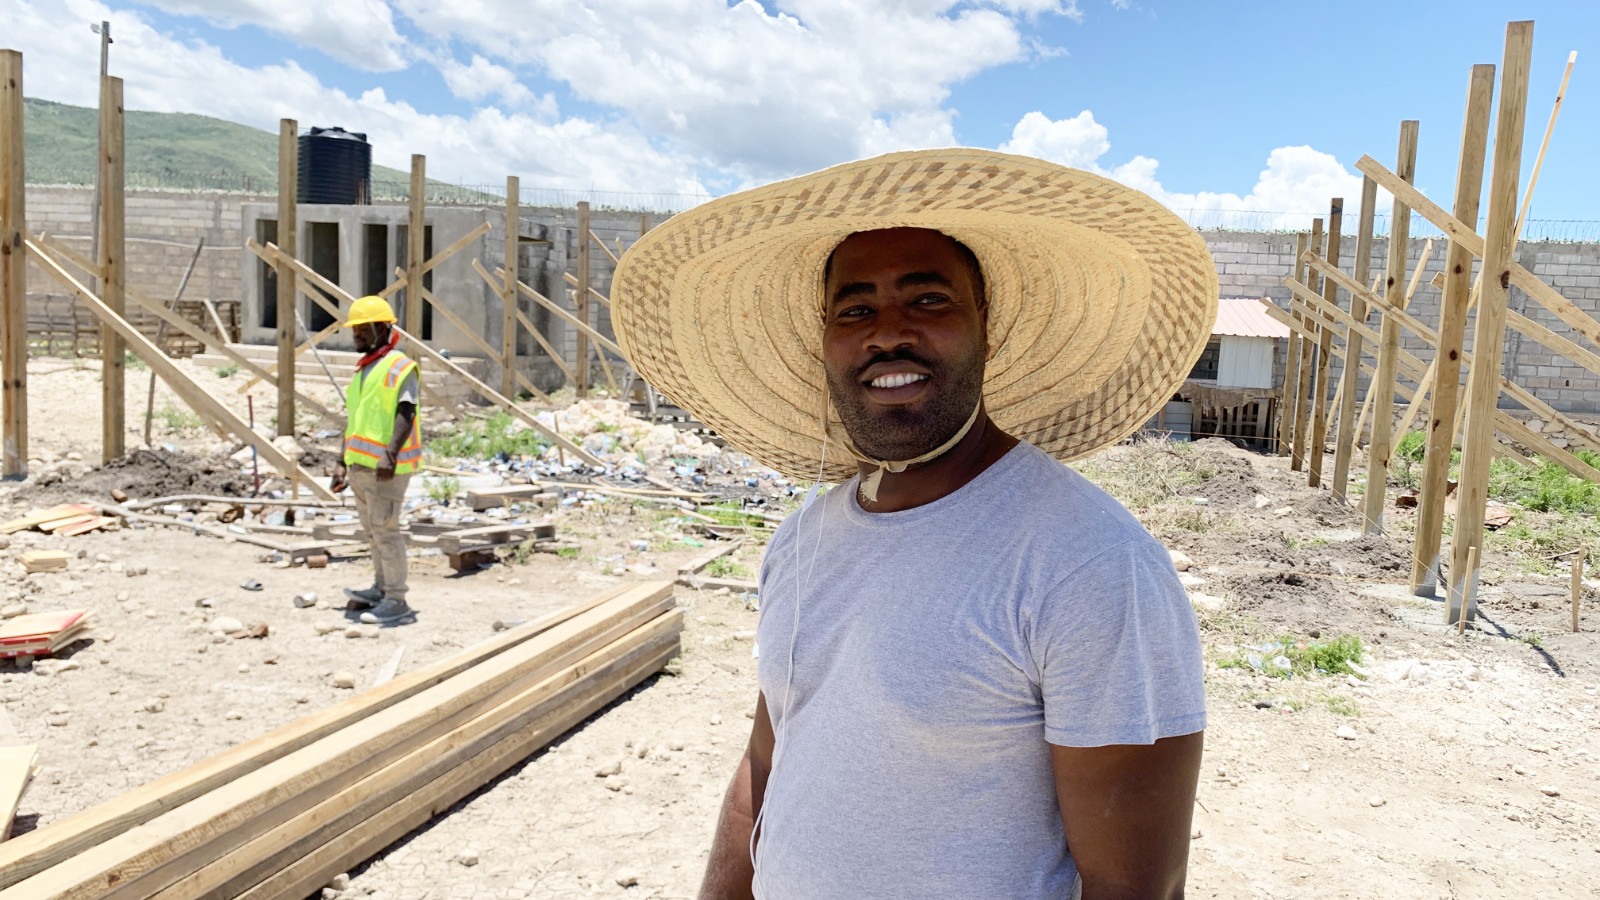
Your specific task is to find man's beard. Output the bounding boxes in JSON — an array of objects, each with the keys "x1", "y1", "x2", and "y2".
[{"x1": 825, "y1": 345, "x2": 986, "y2": 461}]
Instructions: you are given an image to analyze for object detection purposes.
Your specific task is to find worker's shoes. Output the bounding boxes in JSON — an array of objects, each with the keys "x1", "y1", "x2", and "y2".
[
  {"x1": 342, "y1": 586, "x2": 384, "y2": 610},
  {"x1": 359, "y1": 598, "x2": 416, "y2": 627}
]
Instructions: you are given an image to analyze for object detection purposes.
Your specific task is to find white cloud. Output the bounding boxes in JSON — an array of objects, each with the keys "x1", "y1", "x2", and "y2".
[
  {"x1": 395, "y1": 0, "x2": 1075, "y2": 183},
  {"x1": 132, "y1": 0, "x2": 408, "y2": 71},
  {"x1": 1002, "y1": 110, "x2": 1382, "y2": 230},
  {"x1": 437, "y1": 54, "x2": 553, "y2": 114},
  {"x1": 999, "y1": 110, "x2": 1107, "y2": 168},
  {"x1": 8, "y1": 0, "x2": 707, "y2": 194}
]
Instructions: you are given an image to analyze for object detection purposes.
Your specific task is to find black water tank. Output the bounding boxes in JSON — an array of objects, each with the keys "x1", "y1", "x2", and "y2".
[{"x1": 297, "y1": 127, "x2": 372, "y2": 204}]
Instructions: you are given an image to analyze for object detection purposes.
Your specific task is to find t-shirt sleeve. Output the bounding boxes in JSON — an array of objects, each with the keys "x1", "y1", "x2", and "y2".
[
  {"x1": 1028, "y1": 538, "x2": 1207, "y2": 747},
  {"x1": 397, "y1": 371, "x2": 420, "y2": 406}
]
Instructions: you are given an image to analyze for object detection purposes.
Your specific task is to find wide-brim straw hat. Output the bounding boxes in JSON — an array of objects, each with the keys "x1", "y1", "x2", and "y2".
[{"x1": 611, "y1": 148, "x2": 1219, "y2": 482}]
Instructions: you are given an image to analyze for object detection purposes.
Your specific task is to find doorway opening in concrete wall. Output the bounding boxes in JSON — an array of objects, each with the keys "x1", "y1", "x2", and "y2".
[
  {"x1": 256, "y1": 218, "x2": 278, "y2": 330},
  {"x1": 363, "y1": 223, "x2": 389, "y2": 298},
  {"x1": 307, "y1": 221, "x2": 340, "y2": 332}
]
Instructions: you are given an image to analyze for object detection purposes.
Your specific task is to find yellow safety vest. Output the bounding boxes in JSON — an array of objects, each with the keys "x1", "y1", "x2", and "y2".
[{"x1": 344, "y1": 350, "x2": 421, "y2": 474}]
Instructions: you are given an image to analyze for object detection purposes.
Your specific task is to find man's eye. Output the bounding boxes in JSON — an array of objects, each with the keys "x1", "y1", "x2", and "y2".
[
  {"x1": 914, "y1": 293, "x2": 951, "y2": 305},
  {"x1": 837, "y1": 306, "x2": 872, "y2": 319}
]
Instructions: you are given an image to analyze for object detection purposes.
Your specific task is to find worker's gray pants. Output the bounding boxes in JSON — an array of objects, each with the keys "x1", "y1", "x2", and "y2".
[{"x1": 348, "y1": 465, "x2": 410, "y2": 602}]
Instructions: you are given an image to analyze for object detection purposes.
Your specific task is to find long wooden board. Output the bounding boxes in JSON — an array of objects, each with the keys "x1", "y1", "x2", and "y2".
[
  {"x1": 0, "y1": 582, "x2": 662, "y2": 889},
  {"x1": 0, "y1": 746, "x2": 39, "y2": 842},
  {"x1": 24, "y1": 241, "x2": 334, "y2": 501},
  {"x1": 160, "y1": 611, "x2": 681, "y2": 900},
  {"x1": 1, "y1": 588, "x2": 675, "y2": 900},
  {"x1": 233, "y1": 621, "x2": 680, "y2": 900}
]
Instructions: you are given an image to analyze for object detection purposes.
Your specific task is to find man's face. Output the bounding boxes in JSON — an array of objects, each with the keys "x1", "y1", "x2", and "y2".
[
  {"x1": 352, "y1": 322, "x2": 384, "y2": 353},
  {"x1": 822, "y1": 228, "x2": 987, "y2": 461}
]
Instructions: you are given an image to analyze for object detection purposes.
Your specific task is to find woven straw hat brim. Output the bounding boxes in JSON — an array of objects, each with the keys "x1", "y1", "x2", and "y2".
[{"x1": 612, "y1": 149, "x2": 1218, "y2": 482}]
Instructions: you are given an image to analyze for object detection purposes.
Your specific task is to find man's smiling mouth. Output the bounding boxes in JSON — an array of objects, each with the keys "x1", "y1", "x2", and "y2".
[{"x1": 867, "y1": 373, "x2": 930, "y2": 389}]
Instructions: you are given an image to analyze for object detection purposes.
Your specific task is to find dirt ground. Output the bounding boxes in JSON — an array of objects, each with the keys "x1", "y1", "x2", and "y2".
[{"x1": 2, "y1": 358, "x2": 1599, "y2": 899}]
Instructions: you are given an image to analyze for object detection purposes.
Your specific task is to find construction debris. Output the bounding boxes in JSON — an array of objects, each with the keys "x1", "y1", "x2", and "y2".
[
  {"x1": 18, "y1": 551, "x2": 70, "y2": 575},
  {"x1": 0, "y1": 746, "x2": 41, "y2": 842}
]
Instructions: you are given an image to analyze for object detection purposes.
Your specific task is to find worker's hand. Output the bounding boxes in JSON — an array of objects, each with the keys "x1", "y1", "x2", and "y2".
[
  {"x1": 376, "y1": 452, "x2": 397, "y2": 482},
  {"x1": 330, "y1": 462, "x2": 348, "y2": 493}
]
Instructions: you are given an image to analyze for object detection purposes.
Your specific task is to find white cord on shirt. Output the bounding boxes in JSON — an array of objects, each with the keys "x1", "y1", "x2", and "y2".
[{"x1": 749, "y1": 431, "x2": 831, "y2": 896}]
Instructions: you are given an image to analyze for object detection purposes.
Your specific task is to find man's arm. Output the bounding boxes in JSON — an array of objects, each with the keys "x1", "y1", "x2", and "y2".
[
  {"x1": 699, "y1": 692, "x2": 774, "y2": 900},
  {"x1": 1051, "y1": 731, "x2": 1203, "y2": 900},
  {"x1": 377, "y1": 400, "x2": 417, "y2": 481}
]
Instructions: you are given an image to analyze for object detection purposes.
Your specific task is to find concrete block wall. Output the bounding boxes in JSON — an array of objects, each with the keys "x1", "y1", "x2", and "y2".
[{"x1": 24, "y1": 186, "x2": 257, "y2": 312}]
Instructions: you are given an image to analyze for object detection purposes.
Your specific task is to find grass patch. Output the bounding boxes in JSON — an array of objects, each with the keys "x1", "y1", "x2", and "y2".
[
  {"x1": 702, "y1": 501, "x2": 772, "y2": 529},
  {"x1": 1487, "y1": 452, "x2": 1600, "y2": 514},
  {"x1": 125, "y1": 351, "x2": 147, "y2": 371},
  {"x1": 705, "y1": 556, "x2": 752, "y2": 579},
  {"x1": 1072, "y1": 436, "x2": 1216, "y2": 509},
  {"x1": 556, "y1": 547, "x2": 579, "y2": 560},
  {"x1": 215, "y1": 362, "x2": 238, "y2": 378},
  {"x1": 157, "y1": 405, "x2": 203, "y2": 431},
  {"x1": 423, "y1": 475, "x2": 460, "y2": 505},
  {"x1": 1323, "y1": 695, "x2": 1360, "y2": 717},
  {"x1": 1218, "y1": 633, "x2": 1366, "y2": 680},
  {"x1": 428, "y1": 412, "x2": 551, "y2": 460}
]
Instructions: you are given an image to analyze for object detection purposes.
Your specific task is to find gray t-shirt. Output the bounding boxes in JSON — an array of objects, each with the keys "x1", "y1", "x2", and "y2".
[{"x1": 752, "y1": 441, "x2": 1206, "y2": 899}]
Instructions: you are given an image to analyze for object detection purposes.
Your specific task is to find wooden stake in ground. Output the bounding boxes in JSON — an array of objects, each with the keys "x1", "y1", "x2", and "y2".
[
  {"x1": 1449, "y1": 21, "x2": 1533, "y2": 626},
  {"x1": 1308, "y1": 199, "x2": 1343, "y2": 488},
  {"x1": 1293, "y1": 220, "x2": 1322, "y2": 472},
  {"x1": 0, "y1": 50, "x2": 26, "y2": 477},
  {"x1": 1412, "y1": 66, "x2": 1495, "y2": 594},
  {"x1": 275, "y1": 119, "x2": 298, "y2": 439},
  {"x1": 1281, "y1": 232, "x2": 1308, "y2": 460},
  {"x1": 406, "y1": 155, "x2": 425, "y2": 339},
  {"x1": 143, "y1": 238, "x2": 204, "y2": 445},
  {"x1": 576, "y1": 200, "x2": 592, "y2": 398},
  {"x1": 501, "y1": 175, "x2": 519, "y2": 398},
  {"x1": 1459, "y1": 546, "x2": 1478, "y2": 635},
  {"x1": 1332, "y1": 178, "x2": 1378, "y2": 502},
  {"x1": 1573, "y1": 545, "x2": 1585, "y2": 633},
  {"x1": 98, "y1": 75, "x2": 125, "y2": 464},
  {"x1": 1359, "y1": 120, "x2": 1419, "y2": 535}
]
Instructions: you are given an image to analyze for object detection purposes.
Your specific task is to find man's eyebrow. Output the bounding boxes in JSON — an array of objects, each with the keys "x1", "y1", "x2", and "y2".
[
  {"x1": 828, "y1": 270, "x2": 958, "y2": 308},
  {"x1": 896, "y1": 270, "x2": 955, "y2": 290}
]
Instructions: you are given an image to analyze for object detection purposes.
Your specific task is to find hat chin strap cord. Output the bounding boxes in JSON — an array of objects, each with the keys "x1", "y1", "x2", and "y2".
[{"x1": 821, "y1": 388, "x2": 983, "y2": 504}]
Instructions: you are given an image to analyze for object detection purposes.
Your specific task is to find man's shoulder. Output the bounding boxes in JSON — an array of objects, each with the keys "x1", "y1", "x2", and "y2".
[{"x1": 993, "y1": 443, "x2": 1163, "y2": 560}]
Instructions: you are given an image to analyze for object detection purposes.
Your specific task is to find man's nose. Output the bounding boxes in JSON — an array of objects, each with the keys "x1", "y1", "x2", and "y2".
[{"x1": 863, "y1": 305, "x2": 917, "y2": 352}]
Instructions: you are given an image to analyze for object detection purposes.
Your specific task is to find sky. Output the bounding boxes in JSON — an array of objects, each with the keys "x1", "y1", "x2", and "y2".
[{"x1": 4, "y1": 0, "x2": 1598, "y2": 230}]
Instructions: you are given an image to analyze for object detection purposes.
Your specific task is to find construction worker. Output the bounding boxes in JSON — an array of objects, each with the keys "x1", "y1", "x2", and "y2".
[{"x1": 331, "y1": 295, "x2": 421, "y2": 627}]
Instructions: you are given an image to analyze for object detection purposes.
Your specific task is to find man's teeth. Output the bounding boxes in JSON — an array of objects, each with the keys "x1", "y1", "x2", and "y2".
[{"x1": 869, "y1": 373, "x2": 928, "y2": 389}]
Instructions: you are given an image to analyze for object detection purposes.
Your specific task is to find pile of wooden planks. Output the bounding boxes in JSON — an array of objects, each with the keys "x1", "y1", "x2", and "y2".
[
  {"x1": 0, "y1": 581, "x2": 682, "y2": 900},
  {"x1": 0, "y1": 611, "x2": 92, "y2": 659},
  {"x1": 1, "y1": 506, "x2": 112, "y2": 540},
  {"x1": 17, "y1": 552, "x2": 70, "y2": 575}
]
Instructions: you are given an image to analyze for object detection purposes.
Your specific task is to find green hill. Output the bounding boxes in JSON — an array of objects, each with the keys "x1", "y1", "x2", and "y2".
[{"x1": 22, "y1": 98, "x2": 479, "y2": 200}]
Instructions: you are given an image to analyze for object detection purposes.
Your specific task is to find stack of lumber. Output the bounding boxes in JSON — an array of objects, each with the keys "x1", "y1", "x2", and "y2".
[
  {"x1": 17, "y1": 553, "x2": 70, "y2": 575},
  {"x1": 0, "y1": 506, "x2": 112, "y2": 539},
  {"x1": 0, "y1": 746, "x2": 41, "y2": 842},
  {"x1": 0, "y1": 611, "x2": 92, "y2": 659},
  {"x1": 0, "y1": 581, "x2": 681, "y2": 900}
]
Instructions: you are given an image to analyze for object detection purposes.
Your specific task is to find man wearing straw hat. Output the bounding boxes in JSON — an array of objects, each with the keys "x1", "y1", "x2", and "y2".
[{"x1": 612, "y1": 150, "x2": 1213, "y2": 899}]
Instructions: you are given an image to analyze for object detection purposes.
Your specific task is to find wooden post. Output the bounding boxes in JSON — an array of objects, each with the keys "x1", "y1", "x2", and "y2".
[
  {"x1": 502, "y1": 175, "x2": 519, "y2": 398},
  {"x1": 1412, "y1": 67, "x2": 1495, "y2": 594},
  {"x1": 1308, "y1": 200, "x2": 1343, "y2": 488},
  {"x1": 98, "y1": 76, "x2": 125, "y2": 463},
  {"x1": 275, "y1": 119, "x2": 298, "y2": 438},
  {"x1": 406, "y1": 155, "x2": 425, "y2": 339},
  {"x1": 639, "y1": 213, "x2": 652, "y2": 238},
  {"x1": 1293, "y1": 221, "x2": 1322, "y2": 471},
  {"x1": 1449, "y1": 21, "x2": 1532, "y2": 627},
  {"x1": 1572, "y1": 545, "x2": 1585, "y2": 633},
  {"x1": 0, "y1": 50, "x2": 26, "y2": 478},
  {"x1": 576, "y1": 200, "x2": 591, "y2": 398},
  {"x1": 1332, "y1": 179, "x2": 1378, "y2": 501},
  {"x1": 1281, "y1": 233, "x2": 1308, "y2": 459},
  {"x1": 1459, "y1": 546, "x2": 1478, "y2": 635},
  {"x1": 1360, "y1": 121, "x2": 1420, "y2": 535}
]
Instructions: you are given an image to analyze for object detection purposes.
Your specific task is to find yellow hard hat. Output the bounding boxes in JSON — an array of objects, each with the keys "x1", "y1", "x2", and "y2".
[{"x1": 344, "y1": 295, "x2": 397, "y2": 328}]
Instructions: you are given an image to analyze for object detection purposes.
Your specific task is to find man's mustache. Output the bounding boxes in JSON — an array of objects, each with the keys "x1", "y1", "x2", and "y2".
[{"x1": 851, "y1": 348, "x2": 939, "y2": 381}]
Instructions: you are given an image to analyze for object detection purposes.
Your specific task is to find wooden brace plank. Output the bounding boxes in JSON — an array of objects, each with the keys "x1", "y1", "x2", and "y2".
[{"x1": 24, "y1": 241, "x2": 333, "y2": 501}]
